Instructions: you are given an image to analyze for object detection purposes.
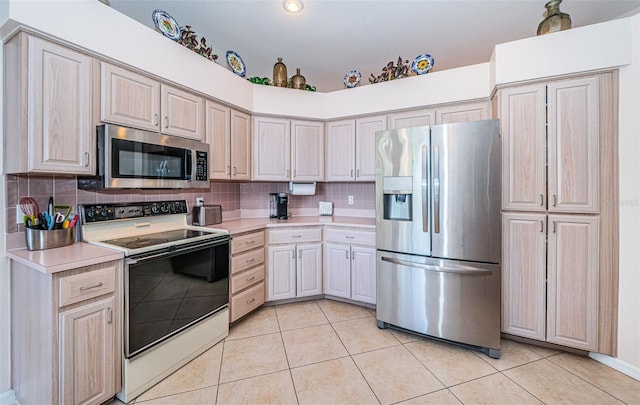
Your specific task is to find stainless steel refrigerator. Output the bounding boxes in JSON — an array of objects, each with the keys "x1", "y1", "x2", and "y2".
[{"x1": 375, "y1": 119, "x2": 501, "y2": 358}]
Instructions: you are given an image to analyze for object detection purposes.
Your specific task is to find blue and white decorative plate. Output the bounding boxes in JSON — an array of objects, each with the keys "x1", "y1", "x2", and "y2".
[
  {"x1": 343, "y1": 69, "x2": 362, "y2": 88},
  {"x1": 226, "y1": 51, "x2": 247, "y2": 77},
  {"x1": 411, "y1": 54, "x2": 435, "y2": 75},
  {"x1": 152, "y1": 9, "x2": 181, "y2": 41}
]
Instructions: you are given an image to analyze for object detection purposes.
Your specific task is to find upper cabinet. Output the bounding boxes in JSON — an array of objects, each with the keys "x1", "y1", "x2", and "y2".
[
  {"x1": 500, "y1": 77, "x2": 599, "y2": 213},
  {"x1": 206, "y1": 101, "x2": 251, "y2": 180},
  {"x1": 4, "y1": 34, "x2": 94, "y2": 174},
  {"x1": 326, "y1": 114, "x2": 386, "y2": 181},
  {"x1": 252, "y1": 116, "x2": 324, "y2": 181},
  {"x1": 100, "y1": 62, "x2": 204, "y2": 141},
  {"x1": 386, "y1": 101, "x2": 489, "y2": 130}
]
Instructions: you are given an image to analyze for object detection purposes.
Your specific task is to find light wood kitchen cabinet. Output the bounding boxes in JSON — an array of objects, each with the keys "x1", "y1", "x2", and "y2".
[
  {"x1": 547, "y1": 215, "x2": 599, "y2": 351},
  {"x1": 4, "y1": 33, "x2": 93, "y2": 174},
  {"x1": 387, "y1": 108, "x2": 435, "y2": 129},
  {"x1": 267, "y1": 228, "x2": 322, "y2": 301},
  {"x1": 325, "y1": 114, "x2": 386, "y2": 181},
  {"x1": 206, "y1": 101, "x2": 251, "y2": 180},
  {"x1": 500, "y1": 77, "x2": 599, "y2": 213},
  {"x1": 11, "y1": 260, "x2": 121, "y2": 405},
  {"x1": 101, "y1": 62, "x2": 204, "y2": 140},
  {"x1": 323, "y1": 228, "x2": 376, "y2": 304},
  {"x1": 435, "y1": 100, "x2": 489, "y2": 124},
  {"x1": 230, "y1": 230, "x2": 265, "y2": 322},
  {"x1": 252, "y1": 117, "x2": 324, "y2": 181}
]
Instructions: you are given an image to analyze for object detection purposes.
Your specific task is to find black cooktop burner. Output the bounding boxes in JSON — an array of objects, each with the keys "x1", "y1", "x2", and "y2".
[{"x1": 103, "y1": 229, "x2": 215, "y2": 250}]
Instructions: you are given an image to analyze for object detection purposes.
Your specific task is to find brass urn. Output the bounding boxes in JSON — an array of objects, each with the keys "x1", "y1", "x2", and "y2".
[
  {"x1": 537, "y1": 0, "x2": 571, "y2": 35},
  {"x1": 291, "y1": 68, "x2": 306, "y2": 90},
  {"x1": 273, "y1": 57, "x2": 288, "y2": 87}
]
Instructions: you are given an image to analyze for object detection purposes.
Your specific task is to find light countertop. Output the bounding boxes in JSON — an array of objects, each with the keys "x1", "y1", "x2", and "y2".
[
  {"x1": 7, "y1": 243, "x2": 124, "y2": 274},
  {"x1": 209, "y1": 216, "x2": 376, "y2": 235}
]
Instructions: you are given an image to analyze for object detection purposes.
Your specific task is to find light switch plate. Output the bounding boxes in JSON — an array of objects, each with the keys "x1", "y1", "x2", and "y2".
[{"x1": 348, "y1": 195, "x2": 354, "y2": 205}]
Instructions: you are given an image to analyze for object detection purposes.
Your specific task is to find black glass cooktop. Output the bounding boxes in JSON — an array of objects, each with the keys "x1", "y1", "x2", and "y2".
[{"x1": 103, "y1": 229, "x2": 215, "y2": 250}]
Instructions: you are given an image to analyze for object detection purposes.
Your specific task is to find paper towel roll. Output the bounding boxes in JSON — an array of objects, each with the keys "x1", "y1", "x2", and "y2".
[{"x1": 289, "y1": 181, "x2": 316, "y2": 195}]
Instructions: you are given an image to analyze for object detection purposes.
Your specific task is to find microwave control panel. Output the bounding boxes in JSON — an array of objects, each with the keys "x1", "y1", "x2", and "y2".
[{"x1": 195, "y1": 151, "x2": 208, "y2": 181}]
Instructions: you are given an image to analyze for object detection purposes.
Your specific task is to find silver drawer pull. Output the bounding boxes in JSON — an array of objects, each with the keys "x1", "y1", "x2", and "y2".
[
  {"x1": 345, "y1": 236, "x2": 355, "y2": 239},
  {"x1": 246, "y1": 276, "x2": 256, "y2": 282},
  {"x1": 246, "y1": 258, "x2": 255, "y2": 263},
  {"x1": 80, "y1": 282, "x2": 103, "y2": 291},
  {"x1": 245, "y1": 240, "x2": 256, "y2": 245},
  {"x1": 247, "y1": 298, "x2": 256, "y2": 304},
  {"x1": 292, "y1": 235, "x2": 302, "y2": 238},
  {"x1": 107, "y1": 307, "x2": 113, "y2": 324}
]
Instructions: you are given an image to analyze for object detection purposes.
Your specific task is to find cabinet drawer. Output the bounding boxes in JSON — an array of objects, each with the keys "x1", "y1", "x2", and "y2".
[
  {"x1": 232, "y1": 230, "x2": 265, "y2": 254},
  {"x1": 230, "y1": 281, "x2": 265, "y2": 322},
  {"x1": 269, "y1": 228, "x2": 321, "y2": 244},
  {"x1": 232, "y1": 247, "x2": 265, "y2": 274},
  {"x1": 324, "y1": 229, "x2": 375, "y2": 246},
  {"x1": 58, "y1": 264, "x2": 117, "y2": 307},
  {"x1": 231, "y1": 265, "x2": 265, "y2": 294}
]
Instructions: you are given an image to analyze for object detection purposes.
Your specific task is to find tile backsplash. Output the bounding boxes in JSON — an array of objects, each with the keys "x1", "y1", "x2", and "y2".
[{"x1": 5, "y1": 174, "x2": 375, "y2": 234}]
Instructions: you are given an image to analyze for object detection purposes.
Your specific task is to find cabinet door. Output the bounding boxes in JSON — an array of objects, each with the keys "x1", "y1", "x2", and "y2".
[
  {"x1": 325, "y1": 120, "x2": 356, "y2": 181},
  {"x1": 101, "y1": 62, "x2": 160, "y2": 132},
  {"x1": 387, "y1": 108, "x2": 435, "y2": 129},
  {"x1": 297, "y1": 243, "x2": 323, "y2": 297},
  {"x1": 231, "y1": 110, "x2": 252, "y2": 180},
  {"x1": 355, "y1": 115, "x2": 386, "y2": 181},
  {"x1": 501, "y1": 213, "x2": 546, "y2": 340},
  {"x1": 547, "y1": 215, "x2": 599, "y2": 351},
  {"x1": 436, "y1": 101, "x2": 489, "y2": 124},
  {"x1": 161, "y1": 84, "x2": 205, "y2": 140},
  {"x1": 547, "y1": 77, "x2": 599, "y2": 213},
  {"x1": 323, "y1": 243, "x2": 351, "y2": 298},
  {"x1": 59, "y1": 296, "x2": 116, "y2": 405},
  {"x1": 291, "y1": 120, "x2": 324, "y2": 181},
  {"x1": 253, "y1": 117, "x2": 291, "y2": 180},
  {"x1": 499, "y1": 84, "x2": 547, "y2": 211},
  {"x1": 268, "y1": 245, "x2": 296, "y2": 300},
  {"x1": 351, "y1": 246, "x2": 376, "y2": 304},
  {"x1": 29, "y1": 37, "x2": 93, "y2": 174},
  {"x1": 206, "y1": 100, "x2": 231, "y2": 179}
]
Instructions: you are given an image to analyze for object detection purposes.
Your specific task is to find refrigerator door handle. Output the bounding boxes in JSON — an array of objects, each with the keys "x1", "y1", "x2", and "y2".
[
  {"x1": 380, "y1": 256, "x2": 492, "y2": 275},
  {"x1": 433, "y1": 145, "x2": 440, "y2": 234},
  {"x1": 422, "y1": 145, "x2": 429, "y2": 232}
]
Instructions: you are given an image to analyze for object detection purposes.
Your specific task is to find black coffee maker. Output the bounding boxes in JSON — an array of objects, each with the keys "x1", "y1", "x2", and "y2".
[{"x1": 269, "y1": 193, "x2": 289, "y2": 220}]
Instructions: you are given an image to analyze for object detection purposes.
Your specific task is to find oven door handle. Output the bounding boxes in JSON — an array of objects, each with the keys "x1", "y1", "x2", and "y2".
[{"x1": 126, "y1": 238, "x2": 229, "y2": 264}]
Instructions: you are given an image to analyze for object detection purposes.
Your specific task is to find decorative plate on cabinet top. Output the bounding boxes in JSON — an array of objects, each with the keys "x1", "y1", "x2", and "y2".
[
  {"x1": 226, "y1": 51, "x2": 247, "y2": 77},
  {"x1": 152, "y1": 9, "x2": 181, "y2": 41},
  {"x1": 343, "y1": 70, "x2": 362, "y2": 88},
  {"x1": 411, "y1": 54, "x2": 435, "y2": 75}
]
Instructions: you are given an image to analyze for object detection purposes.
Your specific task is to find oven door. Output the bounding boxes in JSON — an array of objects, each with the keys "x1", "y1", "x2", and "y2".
[{"x1": 124, "y1": 237, "x2": 230, "y2": 358}]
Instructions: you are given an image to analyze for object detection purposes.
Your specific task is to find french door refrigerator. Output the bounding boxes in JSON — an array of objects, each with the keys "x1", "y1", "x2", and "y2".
[{"x1": 375, "y1": 119, "x2": 501, "y2": 358}]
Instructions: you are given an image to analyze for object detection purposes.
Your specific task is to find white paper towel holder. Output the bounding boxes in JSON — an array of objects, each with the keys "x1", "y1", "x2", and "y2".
[{"x1": 289, "y1": 181, "x2": 316, "y2": 195}]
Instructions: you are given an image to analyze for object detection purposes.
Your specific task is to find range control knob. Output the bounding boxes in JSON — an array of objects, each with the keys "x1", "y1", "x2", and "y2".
[
  {"x1": 86, "y1": 209, "x2": 95, "y2": 219},
  {"x1": 160, "y1": 203, "x2": 170, "y2": 213},
  {"x1": 151, "y1": 204, "x2": 160, "y2": 214}
]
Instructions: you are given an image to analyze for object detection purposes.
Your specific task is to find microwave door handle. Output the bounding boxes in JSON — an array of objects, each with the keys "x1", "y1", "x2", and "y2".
[{"x1": 185, "y1": 150, "x2": 193, "y2": 180}]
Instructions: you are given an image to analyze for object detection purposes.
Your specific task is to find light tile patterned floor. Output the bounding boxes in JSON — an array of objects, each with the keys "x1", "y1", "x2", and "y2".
[{"x1": 112, "y1": 299, "x2": 640, "y2": 405}]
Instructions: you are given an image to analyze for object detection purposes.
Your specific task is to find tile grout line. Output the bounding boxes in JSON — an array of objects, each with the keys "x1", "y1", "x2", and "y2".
[{"x1": 214, "y1": 339, "x2": 226, "y2": 405}]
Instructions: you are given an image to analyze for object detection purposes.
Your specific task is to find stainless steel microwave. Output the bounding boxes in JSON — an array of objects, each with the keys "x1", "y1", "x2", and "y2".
[{"x1": 78, "y1": 124, "x2": 210, "y2": 189}]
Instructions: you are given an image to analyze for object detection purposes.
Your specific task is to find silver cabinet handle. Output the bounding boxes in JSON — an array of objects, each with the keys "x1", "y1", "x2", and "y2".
[
  {"x1": 107, "y1": 307, "x2": 113, "y2": 324},
  {"x1": 356, "y1": 169, "x2": 360, "y2": 178},
  {"x1": 422, "y1": 145, "x2": 429, "y2": 232},
  {"x1": 345, "y1": 236, "x2": 355, "y2": 239},
  {"x1": 381, "y1": 256, "x2": 492, "y2": 275},
  {"x1": 540, "y1": 194, "x2": 544, "y2": 206},
  {"x1": 346, "y1": 250, "x2": 349, "y2": 260},
  {"x1": 233, "y1": 166, "x2": 237, "y2": 175},
  {"x1": 164, "y1": 116, "x2": 169, "y2": 128},
  {"x1": 80, "y1": 281, "x2": 103, "y2": 291},
  {"x1": 83, "y1": 152, "x2": 89, "y2": 167},
  {"x1": 227, "y1": 165, "x2": 231, "y2": 175},
  {"x1": 552, "y1": 221, "x2": 556, "y2": 233},
  {"x1": 433, "y1": 145, "x2": 440, "y2": 234},
  {"x1": 246, "y1": 276, "x2": 256, "y2": 282},
  {"x1": 246, "y1": 258, "x2": 256, "y2": 264},
  {"x1": 350, "y1": 169, "x2": 354, "y2": 178},
  {"x1": 246, "y1": 298, "x2": 256, "y2": 304},
  {"x1": 293, "y1": 169, "x2": 297, "y2": 178},
  {"x1": 153, "y1": 114, "x2": 159, "y2": 126},
  {"x1": 553, "y1": 194, "x2": 557, "y2": 207},
  {"x1": 291, "y1": 235, "x2": 302, "y2": 238},
  {"x1": 540, "y1": 220, "x2": 544, "y2": 233},
  {"x1": 245, "y1": 240, "x2": 256, "y2": 245}
]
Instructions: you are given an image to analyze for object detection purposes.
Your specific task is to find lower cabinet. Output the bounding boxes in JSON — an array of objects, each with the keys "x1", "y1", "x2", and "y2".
[
  {"x1": 267, "y1": 228, "x2": 322, "y2": 301},
  {"x1": 230, "y1": 230, "x2": 266, "y2": 322},
  {"x1": 11, "y1": 260, "x2": 121, "y2": 405},
  {"x1": 502, "y1": 212, "x2": 599, "y2": 351},
  {"x1": 324, "y1": 228, "x2": 376, "y2": 305}
]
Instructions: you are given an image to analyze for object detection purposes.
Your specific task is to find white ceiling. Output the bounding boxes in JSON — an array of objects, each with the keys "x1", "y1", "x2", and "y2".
[{"x1": 109, "y1": 0, "x2": 640, "y2": 92}]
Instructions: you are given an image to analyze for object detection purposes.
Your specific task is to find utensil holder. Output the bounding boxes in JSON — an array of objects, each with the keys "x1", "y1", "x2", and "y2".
[{"x1": 25, "y1": 227, "x2": 76, "y2": 251}]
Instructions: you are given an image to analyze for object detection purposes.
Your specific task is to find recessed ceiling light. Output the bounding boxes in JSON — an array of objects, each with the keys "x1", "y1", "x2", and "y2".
[{"x1": 283, "y1": 0, "x2": 303, "y2": 13}]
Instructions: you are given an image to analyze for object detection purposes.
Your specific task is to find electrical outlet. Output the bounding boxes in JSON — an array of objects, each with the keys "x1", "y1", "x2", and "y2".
[
  {"x1": 16, "y1": 205, "x2": 24, "y2": 224},
  {"x1": 348, "y1": 195, "x2": 354, "y2": 205},
  {"x1": 196, "y1": 197, "x2": 204, "y2": 206}
]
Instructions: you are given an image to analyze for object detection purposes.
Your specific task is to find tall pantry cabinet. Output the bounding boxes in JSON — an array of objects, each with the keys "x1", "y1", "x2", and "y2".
[{"x1": 498, "y1": 72, "x2": 618, "y2": 354}]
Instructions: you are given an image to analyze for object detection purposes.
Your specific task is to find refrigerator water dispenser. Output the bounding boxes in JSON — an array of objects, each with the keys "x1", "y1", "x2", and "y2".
[{"x1": 382, "y1": 176, "x2": 413, "y2": 221}]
